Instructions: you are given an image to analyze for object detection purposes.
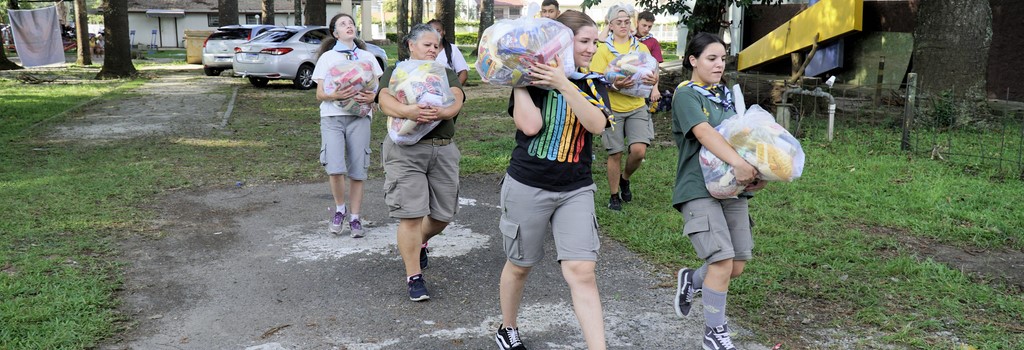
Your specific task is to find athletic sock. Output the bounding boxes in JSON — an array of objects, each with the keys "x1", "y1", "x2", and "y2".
[
  {"x1": 703, "y1": 287, "x2": 728, "y2": 328},
  {"x1": 693, "y1": 263, "x2": 709, "y2": 290},
  {"x1": 349, "y1": 213, "x2": 360, "y2": 221},
  {"x1": 336, "y1": 203, "x2": 347, "y2": 213}
]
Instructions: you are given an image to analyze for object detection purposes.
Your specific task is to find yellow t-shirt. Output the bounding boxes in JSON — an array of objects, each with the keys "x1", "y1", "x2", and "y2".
[{"x1": 589, "y1": 38, "x2": 651, "y2": 113}]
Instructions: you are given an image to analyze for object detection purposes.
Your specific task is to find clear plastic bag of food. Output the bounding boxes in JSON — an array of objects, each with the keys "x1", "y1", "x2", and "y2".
[
  {"x1": 605, "y1": 52, "x2": 658, "y2": 98},
  {"x1": 475, "y1": 4, "x2": 574, "y2": 89},
  {"x1": 386, "y1": 60, "x2": 456, "y2": 145},
  {"x1": 323, "y1": 59, "x2": 379, "y2": 116},
  {"x1": 699, "y1": 87, "x2": 805, "y2": 199}
]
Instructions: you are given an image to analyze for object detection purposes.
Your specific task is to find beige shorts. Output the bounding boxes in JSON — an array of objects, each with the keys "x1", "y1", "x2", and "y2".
[
  {"x1": 679, "y1": 197, "x2": 754, "y2": 263},
  {"x1": 602, "y1": 106, "x2": 654, "y2": 154},
  {"x1": 382, "y1": 137, "x2": 461, "y2": 221},
  {"x1": 499, "y1": 174, "x2": 600, "y2": 266}
]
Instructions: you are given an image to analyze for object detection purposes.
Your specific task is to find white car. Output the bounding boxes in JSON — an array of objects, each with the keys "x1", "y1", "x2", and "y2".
[
  {"x1": 233, "y1": 26, "x2": 388, "y2": 90},
  {"x1": 201, "y1": 25, "x2": 277, "y2": 76}
]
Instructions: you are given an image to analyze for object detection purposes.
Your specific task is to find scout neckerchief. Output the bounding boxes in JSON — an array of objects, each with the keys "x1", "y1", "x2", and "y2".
[
  {"x1": 635, "y1": 33, "x2": 654, "y2": 43},
  {"x1": 604, "y1": 34, "x2": 641, "y2": 57},
  {"x1": 570, "y1": 67, "x2": 616, "y2": 130},
  {"x1": 678, "y1": 80, "x2": 734, "y2": 113},
  {"x1": 333, "y1": 40, "x2": 358, "y2": 59}
]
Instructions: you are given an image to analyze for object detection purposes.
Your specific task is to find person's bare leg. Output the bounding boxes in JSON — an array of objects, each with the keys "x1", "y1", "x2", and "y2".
[
  {"x1": 398, "y1": 217, "x2": 424, "y2": 276},
  {"x1": 328, "y1": 174, "x2": 347, "y2": 208},
  {"x1": 348, "y1": 179, "x2": 364, "y2": 215},
  {"x1": 421, "y1": 216, "x2": 449, "y2": 243},
  {"x1": 561, "y1": 260, "x2": 607, "y2": 350},
  {"x1": 704, "y1": 259, "x2": 733, "y2": 292},
  {"x1": 606, "y1": 153, "x2": 623, "y2": 195},
  {"x1": 499, "y1": 261, "x2": 532, "y2": 327},
  {"x1": 623, "y1": 143, "x2": 648, "y2": 180}
]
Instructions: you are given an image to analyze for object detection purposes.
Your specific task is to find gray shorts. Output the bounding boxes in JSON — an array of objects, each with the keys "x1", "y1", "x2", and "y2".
[
  {"x1": 320, "y1": 115, "x2": 372, "y2": 180},
  {"x1": 499, "y1": 174, "x2": 601, "y2": 266},
  {"x1": 602, "y1": 106, "x2": 654, "y2": 154},
  {"x1": 679, "y1": 197, "x2": 754, "y2": 263},
  {"x1": 382, "y1": 137, "x2": 461, "y2": 222}
]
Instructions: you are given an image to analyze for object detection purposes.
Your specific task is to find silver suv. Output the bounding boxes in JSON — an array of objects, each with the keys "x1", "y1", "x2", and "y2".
[
  {"x1": 202, "y1": 25, "x2": 277, "y2": 76},
  {"x1": 233, "y1": 26, "x2": 388, "y2": 90}
]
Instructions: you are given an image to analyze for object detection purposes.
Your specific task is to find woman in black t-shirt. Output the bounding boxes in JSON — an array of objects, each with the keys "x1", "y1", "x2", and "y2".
[{"x1": 494, "y1": 10, "x2": 612, "y2": 350}]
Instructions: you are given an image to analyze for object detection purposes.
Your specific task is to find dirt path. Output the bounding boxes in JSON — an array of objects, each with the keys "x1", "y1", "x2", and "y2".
[{"x1": 40, "y1": 65, "x2": 1014, "y2": 349}]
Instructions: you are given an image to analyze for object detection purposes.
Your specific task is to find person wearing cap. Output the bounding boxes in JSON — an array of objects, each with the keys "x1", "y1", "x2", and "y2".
[{"x1": 589, "y1": 3, "x2": 661, "y2": 211}]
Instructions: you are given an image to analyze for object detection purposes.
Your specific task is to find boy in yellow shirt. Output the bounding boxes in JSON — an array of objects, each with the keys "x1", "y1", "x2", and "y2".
[{"x1": 589, "y1": 4, "x2": 660, "y2": 211}]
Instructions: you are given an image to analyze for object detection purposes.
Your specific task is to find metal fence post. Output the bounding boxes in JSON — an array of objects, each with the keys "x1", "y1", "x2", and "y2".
[
  {"x1": 902, "y1": 73, "x2": 917, "y2": 151},
  {"x1": 874, "y1": 56, "x2": 885, "y2": 106}
]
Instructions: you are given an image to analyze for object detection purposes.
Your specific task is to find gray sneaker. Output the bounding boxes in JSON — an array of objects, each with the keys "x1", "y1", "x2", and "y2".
[
  {"x1": 703, "y1": 324, "x2": 737, "y2": 350},
  {"x1": 349, "y1": 218, "x2": 364, "y2": 238},
  {"x1": 328, "y1": 210, "x2": 345, "y2": 234}
]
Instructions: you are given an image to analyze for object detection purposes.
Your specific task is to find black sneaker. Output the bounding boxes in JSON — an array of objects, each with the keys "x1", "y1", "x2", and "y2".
[
  {"x1": 608, "y1": 194, "x2": 622, "y2": 211},
  {"x1": 703, "y1": 324, "x2": 737, "y2": 350},
  {"x1": 495, "y1": 325, "x2": 526, "y2": 350},
  {"x1": 419, "y1": 245, "x2": 429, "y2": 269},
  {"x1": 407, "y1": 274, "x2": 430, "y2": 302},
  {"x1": 619, "y1": 176, "x2": 632, "y2": 202},
  {"x1": 674, "y1": 267, "x2": 699, "y2": 317}
]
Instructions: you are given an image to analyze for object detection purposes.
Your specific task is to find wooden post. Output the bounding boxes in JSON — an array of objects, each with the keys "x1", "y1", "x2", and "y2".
[
  {"x1": 874, "y1": 55, "x2": 885, "y2": 105},
  {"x1": 902, "y1": 73, "x2": 917, "y2": 151}
]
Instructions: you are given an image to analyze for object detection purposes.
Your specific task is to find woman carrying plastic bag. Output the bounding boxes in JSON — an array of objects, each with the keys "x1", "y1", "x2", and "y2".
[
  {"x1": 476, "y1": 3, "x2": 575, "y2": 88},
  {"x1": 385, "y1": 60, "x2": 457, "y2": 145}
]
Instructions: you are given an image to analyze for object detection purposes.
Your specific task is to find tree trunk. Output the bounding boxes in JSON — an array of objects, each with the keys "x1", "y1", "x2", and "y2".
[
  {"x1": 262, "y1": 0, "x2": 275, "y2": 25},
  {"x1": 74, "y1": 0, "x2": 92, "y2": 66},
  {"x1": 0, "y1": 1, "x2": 23, "y2": 70},
  {"x1": 913, "y1": 0, "x2": 991, "y2": 100},
  {"x1": 475, "y1": 0, "x2": 493, "y2": 56},
  {"x1": 96, "y1": 0, "x2": 137, "y2": 78},
  {"x1": 294, "y1": 0, "x2": 302, "y2": 25},
  {"x1": 305, "y1": 0, "x2": 325, "y2": 26},
  {"x1": 436, "y1": 0, "x2": 455, "y2": 43},
  {"x1": 397, "y1": 0, "x2": 409, "y2": 60},
  {"x1": 411, "y1": 0, "x2": 423, "y2": 25},
  {"x1": 689, "y1": 0, "x2": 726, "y2": 35},
  {"x1": 9, "y1": 0, "x2": 18, "y2": 10},
  {"x1": 219, "y1": 0, "x2": 239, "y2": 26}
]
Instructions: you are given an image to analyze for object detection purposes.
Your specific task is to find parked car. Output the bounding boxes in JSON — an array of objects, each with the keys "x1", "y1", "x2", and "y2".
[
  {"x1": 202, "y1": 24, "x2": 277, "y2": 76},
  {"x1": 232, "y1": 26, "x2": 388, "y2": 90}
]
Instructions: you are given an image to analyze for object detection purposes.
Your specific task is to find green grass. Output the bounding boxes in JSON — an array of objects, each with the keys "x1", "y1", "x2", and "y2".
[{"x1": 2, "y1": 64, "x2": 1022, "y2": 349}]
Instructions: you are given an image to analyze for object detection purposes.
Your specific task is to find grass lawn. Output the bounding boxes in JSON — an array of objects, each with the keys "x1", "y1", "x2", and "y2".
[{"x1": 1, "y1": 57, "x2": 1022, "y2": 349}]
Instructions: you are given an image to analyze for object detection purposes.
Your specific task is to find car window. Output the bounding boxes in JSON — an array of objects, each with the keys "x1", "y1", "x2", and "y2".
[
  {"x1": 301, "y1": 29, "x2": 330, "y2": 44},
  {"x1": 209, "y1": 29, "x2": 250, "y2": 40},
  {"x1": 251, "y1": 30, "x2": 296, "y2": 43}
]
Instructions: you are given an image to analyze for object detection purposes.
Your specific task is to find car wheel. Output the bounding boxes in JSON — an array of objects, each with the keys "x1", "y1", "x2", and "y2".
[
  {"x1": 248, "y1": 77, "x2": 270, "y2": 87},
  {"x1": 293, "y1": 64, "x2": 315, "y2": 90},
  {"x1": 203, "y1": 67, "x2": 221, "y2": 76}
]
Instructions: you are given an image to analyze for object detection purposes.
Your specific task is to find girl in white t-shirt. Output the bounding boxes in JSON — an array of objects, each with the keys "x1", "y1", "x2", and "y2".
[{"x1": 312, "y1": 13, "x2": 383, "y2": 238}]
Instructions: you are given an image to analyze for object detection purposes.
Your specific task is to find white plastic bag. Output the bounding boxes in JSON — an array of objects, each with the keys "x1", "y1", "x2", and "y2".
[
  {"x1": 386, "y1": 60, "x2": 456, "y2": 145},
  {"x1": 475, "y1": 4, "x2": 574, "y2": 88},
  {"x1": 700, "y1": 86, "x2": 805, "y2": 198},
  {"x1": 322, "y1": 59, "x2": 379, "y2": 116},
  {"x1": 605, "y1": 52, "x2": 658, "y2": 98}
]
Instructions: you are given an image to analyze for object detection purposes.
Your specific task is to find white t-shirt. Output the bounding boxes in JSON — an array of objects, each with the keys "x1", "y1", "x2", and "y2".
[
  {"x1": 435, "y1": 42, "x2": 469, "y2": 74},
  {"x1": 312, "y1": 48, "x2": 384, "y2": 117}
]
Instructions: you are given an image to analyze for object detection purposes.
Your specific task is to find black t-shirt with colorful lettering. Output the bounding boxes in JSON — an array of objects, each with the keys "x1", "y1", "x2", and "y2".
[{"x1": 505, "y1": 78, "x2": 610, "y2": 192}]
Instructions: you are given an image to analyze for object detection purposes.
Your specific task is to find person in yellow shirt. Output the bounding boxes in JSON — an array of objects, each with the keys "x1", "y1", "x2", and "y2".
[{"x1": 589, "y1": 4, "x2": 660, "y2": 211}]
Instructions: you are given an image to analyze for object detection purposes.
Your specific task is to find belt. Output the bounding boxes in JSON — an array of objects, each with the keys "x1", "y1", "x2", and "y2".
[{"x1": 417, "y1": 138, "x2": 452, "y2": 146}]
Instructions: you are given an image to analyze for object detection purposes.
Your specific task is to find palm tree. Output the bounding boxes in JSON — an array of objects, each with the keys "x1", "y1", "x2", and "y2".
[{"x1": 475, "y1": 0, "x2": 493, "y2": 56}]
